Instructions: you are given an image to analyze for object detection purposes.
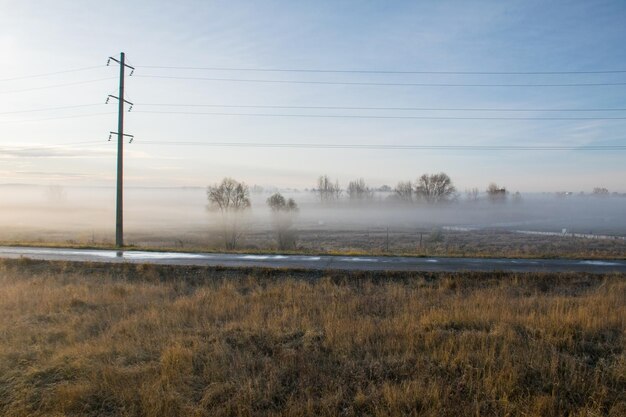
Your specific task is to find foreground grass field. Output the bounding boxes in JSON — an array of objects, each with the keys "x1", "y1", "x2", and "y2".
[{"x1": 0, "y1": 260, "x2": 624, "y2": 416}]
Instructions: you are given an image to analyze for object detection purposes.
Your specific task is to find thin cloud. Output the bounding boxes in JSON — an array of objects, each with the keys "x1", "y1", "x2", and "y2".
[{"x1": 0, "y1": 145, "x2": 112, "y2": 159}]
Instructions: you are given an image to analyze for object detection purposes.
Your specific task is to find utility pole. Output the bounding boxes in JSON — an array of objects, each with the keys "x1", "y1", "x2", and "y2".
[{"x1": 106, "y1": 53, "x2": 134, "y2": 248}]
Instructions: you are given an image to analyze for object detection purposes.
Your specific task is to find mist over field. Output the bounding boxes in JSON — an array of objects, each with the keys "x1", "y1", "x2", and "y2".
[{"x1": 1, "y1": 184, "x2": 624, "y2": 245}]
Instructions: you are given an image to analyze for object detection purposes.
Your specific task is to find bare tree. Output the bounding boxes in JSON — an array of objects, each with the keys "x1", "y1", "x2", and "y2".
[
  {"x1": 267, "y1": 192, "x2": 299, "y2": 250},
  {"x1": 46, "y1": 185, "x2": 67, "y2": 205},
  {"x1": 250, "y1": 184, "x2": 264, "y2": 194},
  {"x1": 346, "y1": 178, "x2": 373, "y2": 201},
  {"x1": 465, "y1": 188, "x2": 480, "y2": 202},
  {"x1": 486, "y1": 183, "x2": 508, "y2": 203},
  {"x1": 316, "y1": 175, "x2": 341, "y2": 203},
  {"x1": 207, "y1": 177, "x2": 251, "y2": 249},
  {"x1": 394, "y1": 181, "x2": 413, "y2": 203},
  {"x1": 415, "y1": 173, "x2": 457, "y2": 204},
  {"x1": 593, "y1": 187, "x2": 609, "y2": 196}
]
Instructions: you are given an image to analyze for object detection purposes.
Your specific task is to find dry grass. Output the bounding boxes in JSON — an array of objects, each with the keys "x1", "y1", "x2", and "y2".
[{"x1": 0, "y1": 260, "x2": 624, "y2": 416}]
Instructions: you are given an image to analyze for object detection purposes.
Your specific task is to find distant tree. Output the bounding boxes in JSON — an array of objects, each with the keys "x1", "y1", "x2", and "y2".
[
  {"x1": 394, "y1": 181, "x2": 413, "y2": 203},
  {"x1": 267, "y1": 192, "x2": 297, "y2": 212},
  {"x1": 250, "y1": 184, "x2": 264, "y2": 194},
  {"x1": 346, "y1": 178, "x2": 373, "y2": 201},
  {"x1": 486, "y1": 183, "x2": 508, "y2": 203},
  {"x1": 378, "y1": 184, "x2": 392, "y2": 192},
  {"x1": 512, "y1": 191, "x2": 523, "y2": 204},
  {"x1": 465, "y1": 188, "x2": 480, "y2": 202},
  {"x1": 266, "y1": 192, "x2": 299, "y2": 250},
  {"x1": 207, "y1": 178, "x2": 251, "y2": 213},
  {"x1": 316, "y1": 175, "x2": 341, "y2": 203},
  {"x1": 46, "y1": 185, "x2": 67, "y2": 205},
  {"x1": 207, "y1": 178, "x2": 251, "y2": 249},
  {"x1": 415, "y1": 173, "x2": 457, "y2": 204},
  {"x1": 593, "y1": 187, "x2": 609, "y2": 196}
]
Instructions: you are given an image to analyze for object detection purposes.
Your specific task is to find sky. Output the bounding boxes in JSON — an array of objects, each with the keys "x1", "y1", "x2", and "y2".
[{"x1": 1, "y1": 0, "x2": 625, "y2": 192}]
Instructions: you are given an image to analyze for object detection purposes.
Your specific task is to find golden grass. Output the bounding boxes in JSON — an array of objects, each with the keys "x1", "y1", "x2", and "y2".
[{"x1": 0, "y1": 260, "x2": 624, "y2": 416}]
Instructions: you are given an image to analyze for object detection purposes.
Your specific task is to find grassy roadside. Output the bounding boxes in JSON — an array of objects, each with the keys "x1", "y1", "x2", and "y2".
[{"x1": 0, "y1": 259, "x2": 624, "y2": 416}]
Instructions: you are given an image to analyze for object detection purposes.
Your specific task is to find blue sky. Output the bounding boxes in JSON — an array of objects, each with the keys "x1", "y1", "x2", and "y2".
[{"x1": 1, "y1": 0, "x2": 625, "y2": 191}]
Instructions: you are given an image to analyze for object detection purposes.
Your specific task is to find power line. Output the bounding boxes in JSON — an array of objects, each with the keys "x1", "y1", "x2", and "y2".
[
  {"x1": 135, "y1": 141, "x2": 626, "y2": 151},
  {"x1": 0, "y1": 65, "x2": 104, "y2": 82},
  {"x1": 6, "y1": 104, "x2": 624, "y2": 118},
  {"x1": 136, "y1": 103, "x2": 626, "y2": 112},
  {"x1": 136, "y1": 65, "x2": 626, "y2": 75},
  {"x1": 0, "y1": 77, "x2": 117, "y2": 95},
  {"x1": 134, "y1": 75, "x2": 626, "y2": 88},
  {"x1": 134, "y1": 110, "x2": 626, "y2": 121},
  {"x1": 0, "y1": 103, "x2": 105, "y2": 115}
]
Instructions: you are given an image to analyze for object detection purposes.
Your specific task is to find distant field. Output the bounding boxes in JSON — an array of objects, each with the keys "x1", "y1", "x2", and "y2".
[
  {"x1": 0, "y1": 260, "x2": 624, "y2": 416},
  {"x1": 2, "y1": 226, "x2": 625, "y2": 259}
]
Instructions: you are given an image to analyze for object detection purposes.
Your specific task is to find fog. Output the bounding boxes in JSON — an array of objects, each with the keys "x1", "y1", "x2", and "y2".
[{"x1": 0, "y1": 185, "x2": 624, "y2": 247}]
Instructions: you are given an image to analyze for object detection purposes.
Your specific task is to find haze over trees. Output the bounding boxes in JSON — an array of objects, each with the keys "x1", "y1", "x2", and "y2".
[
  {"x1": 207, "y1": 177, "x2": 251, "y2": 249},
  {"x1": 394, "y1": 181, "x2": 414, "y2": 203},
  {"x1": 487, "y1": 183, "x2": 508, "y2": 203},
  {"x1": 266, "y1": 192, "x2": 299, "y2": 250},
  {"x1": 316, "y1": 175, "x2": 341, "y2": 203},
  {"x1": 466, "y1": 188, "x2": 480, "y2": 202},
  {"x1": 46, "y1": 185, "x2": 67, "y2": 205},
  {"x1": 346, "y1": 178, "x2": 373, "y2": 201}
]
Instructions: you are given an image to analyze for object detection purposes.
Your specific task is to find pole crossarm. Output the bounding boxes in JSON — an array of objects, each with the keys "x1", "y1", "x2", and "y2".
[
  {"x1": 108, "y1": 131, "x2": 135, "y2": 143},
  {"x1": 107, "y1": 56, "x2": 135, "y2": 75},
  {"x1": 106, "y1": 94, "x2": 134, "y2": 110}
]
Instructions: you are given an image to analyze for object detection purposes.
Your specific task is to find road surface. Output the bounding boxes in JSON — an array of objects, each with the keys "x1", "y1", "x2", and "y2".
[{"x1": 0, "y1": 246, "x2": 625, "y2": 273}]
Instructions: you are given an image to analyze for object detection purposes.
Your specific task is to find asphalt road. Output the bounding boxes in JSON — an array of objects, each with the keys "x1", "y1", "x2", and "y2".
[{"x1": 0, "y1": 246, "x2": 625, "y2": 273}]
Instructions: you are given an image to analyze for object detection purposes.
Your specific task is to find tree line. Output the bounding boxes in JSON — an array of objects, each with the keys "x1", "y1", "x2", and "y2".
[
  {"x1": 314, "y1": 173, "x2": 520, "y2": 204},
  {"x1": 205, "y1": 173, "x2": 523, "y2": 250}
]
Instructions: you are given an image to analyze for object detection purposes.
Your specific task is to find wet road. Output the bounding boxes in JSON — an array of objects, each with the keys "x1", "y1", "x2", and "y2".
[{"x1": 0, "y1": 246, "x2": 625, "y2": 273}]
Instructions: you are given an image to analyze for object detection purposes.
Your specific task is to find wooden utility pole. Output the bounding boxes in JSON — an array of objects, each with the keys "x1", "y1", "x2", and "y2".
[{"x1": 106, "y1": 53, "x2": 134, "y2": 248}]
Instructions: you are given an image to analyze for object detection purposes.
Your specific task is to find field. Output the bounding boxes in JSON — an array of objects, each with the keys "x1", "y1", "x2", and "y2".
[
  {"x1": 3, "y1": 226, "x2": 625, "y2": 260},
  {"x1": 0, "y1": 259, "x2": 624, "y2": 416},
  {"x1": 130, "y1": 227, "x2": 626, "y2": 259}
]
